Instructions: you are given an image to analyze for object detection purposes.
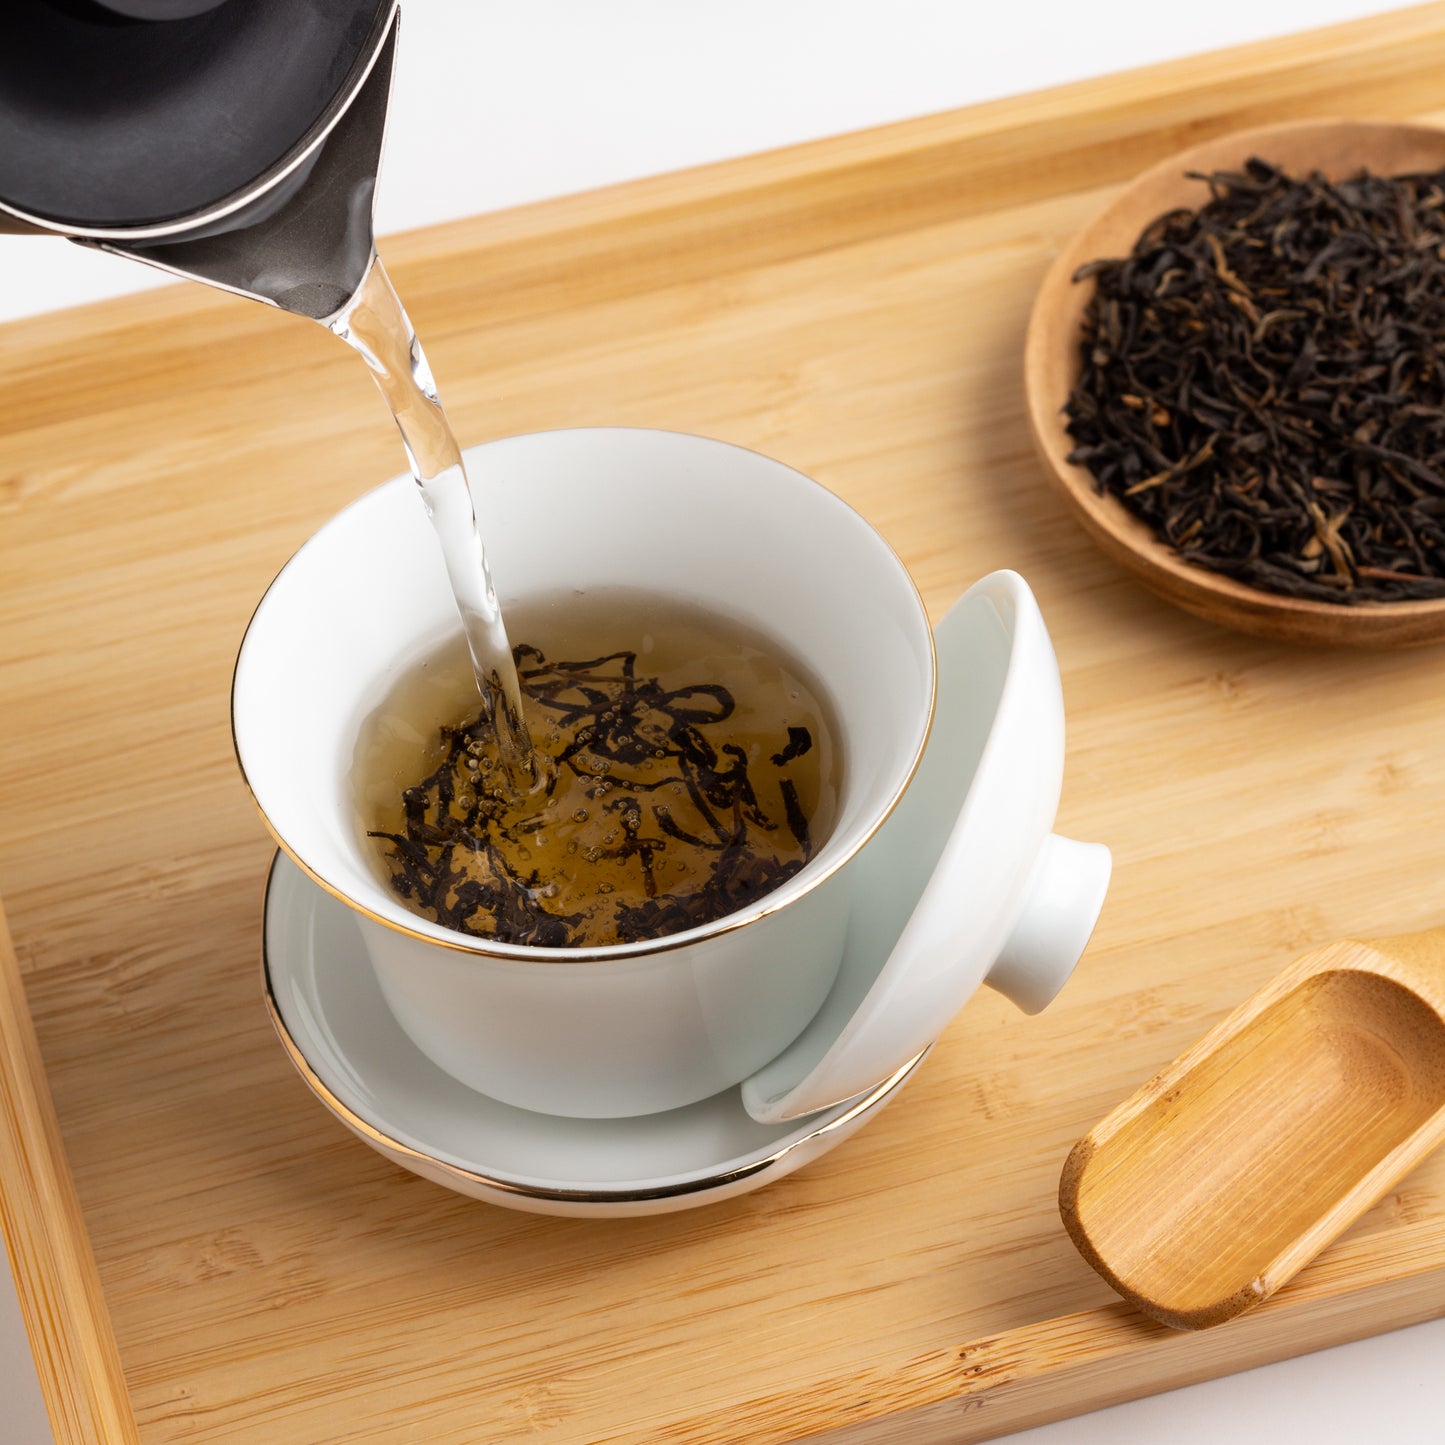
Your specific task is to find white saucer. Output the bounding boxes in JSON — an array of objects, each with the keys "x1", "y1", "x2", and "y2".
[{"x1": 262, "y1": 852, "x2": 926, "y2": 1217}]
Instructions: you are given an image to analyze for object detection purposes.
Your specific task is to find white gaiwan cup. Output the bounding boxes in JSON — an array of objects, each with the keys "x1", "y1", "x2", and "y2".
[{"x1": 232, "y1": 428, "x2": 1109, "y2": 1120}]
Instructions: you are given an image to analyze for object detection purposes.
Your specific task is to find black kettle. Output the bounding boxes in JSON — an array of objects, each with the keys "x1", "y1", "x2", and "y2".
[{"x1": 1, "y1": 0, "x2": 400, "y2": 319}]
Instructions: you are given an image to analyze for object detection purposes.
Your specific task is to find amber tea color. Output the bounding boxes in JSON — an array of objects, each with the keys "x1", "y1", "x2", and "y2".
[{"x1": 353, "y1": 589, "x2": 839, "y2": 947}]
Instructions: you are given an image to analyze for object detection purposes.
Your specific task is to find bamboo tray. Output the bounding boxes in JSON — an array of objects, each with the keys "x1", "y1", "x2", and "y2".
[{"x1": 7, "y1": 8, "x2": 1445, "y2": 1441}]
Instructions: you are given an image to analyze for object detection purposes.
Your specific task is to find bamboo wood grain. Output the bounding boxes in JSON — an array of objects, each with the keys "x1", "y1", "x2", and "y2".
[
  {"x1": 1060, "y1": 929, "x2": 1445, "y2": 1329},
  {"x1": 5, "y1": 6, "x2": 1445, "y2": 1442},
  {"x1": 0, "y1": 905, "x2": 140, "y2": 1445}
]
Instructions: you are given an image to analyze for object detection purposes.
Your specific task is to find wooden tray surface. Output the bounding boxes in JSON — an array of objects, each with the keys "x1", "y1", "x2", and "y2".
[{"x1": 6, "y1": 7, "x2": 1445, "y2": 1441}]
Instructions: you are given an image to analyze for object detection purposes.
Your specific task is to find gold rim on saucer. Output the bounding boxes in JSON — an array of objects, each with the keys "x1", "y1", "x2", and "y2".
[{"x1": 260, "y1": 852, "x2": 928, "y2": 1206}]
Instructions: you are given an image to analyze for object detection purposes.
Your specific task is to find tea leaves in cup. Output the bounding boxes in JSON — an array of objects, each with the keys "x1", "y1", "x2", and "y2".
[{"x1": 353, "y1": 589, "x2": 840, "y2": 948}]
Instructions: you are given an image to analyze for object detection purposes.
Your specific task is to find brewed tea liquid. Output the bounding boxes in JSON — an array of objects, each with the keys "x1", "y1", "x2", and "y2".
[
  {"x1": 329, "y1": 255, "x2": 533, "y2": 771},
  {"x1": 353, "y1": 589, "x2": 841, "y2": 948}
]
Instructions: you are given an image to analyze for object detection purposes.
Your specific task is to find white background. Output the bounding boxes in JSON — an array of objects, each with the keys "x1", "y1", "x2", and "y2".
[
  {"x1": 0, "y1": 0, "x2": 1421, "y2": 319},
  {"x1": 3, "y1": 3, "x2": 1443, "y2": 1443}
]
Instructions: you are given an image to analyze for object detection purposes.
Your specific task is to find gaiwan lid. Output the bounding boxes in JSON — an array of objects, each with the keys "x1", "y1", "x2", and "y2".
[{"x1": 741, "y1": 570, "x2": 1111, "y2": 1124}]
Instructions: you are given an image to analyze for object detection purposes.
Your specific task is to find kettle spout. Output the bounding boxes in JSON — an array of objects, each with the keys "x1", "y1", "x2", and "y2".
[{"x1": 80, "y1": 15, "x2": 397, "y2": 324}]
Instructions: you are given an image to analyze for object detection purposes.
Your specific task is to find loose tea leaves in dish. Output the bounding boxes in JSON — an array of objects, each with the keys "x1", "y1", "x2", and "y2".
[
  {"x1": 1065, "y1": 158, "x2": 1445, "y2": 603},
  {"x1": 355, "y1": 593, "x2": 839, "y2": 949}
]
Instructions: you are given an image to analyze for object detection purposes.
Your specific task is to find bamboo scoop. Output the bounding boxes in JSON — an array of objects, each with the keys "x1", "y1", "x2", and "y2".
[{"x1": 1059, "y1": 928, "x2": 1445, "y2": 1330}]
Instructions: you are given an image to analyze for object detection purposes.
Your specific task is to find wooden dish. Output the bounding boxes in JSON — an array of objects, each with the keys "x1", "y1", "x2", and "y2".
[
  {"x1": 1060, "y1": 928, "x2": 1445, "y2": 1330},
  {"x1": 1024, "y1": 118, "x2": 1445, "y2": 647}
]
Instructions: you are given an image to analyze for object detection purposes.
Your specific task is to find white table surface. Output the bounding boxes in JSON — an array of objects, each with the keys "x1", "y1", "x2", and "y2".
[{"x1": 2, "y1": 4, "x2": 1442, "y2": 1442}]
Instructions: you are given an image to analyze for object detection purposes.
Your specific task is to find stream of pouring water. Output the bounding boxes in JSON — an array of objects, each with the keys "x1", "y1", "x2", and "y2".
[{"x1": 329, "y1": 253, "x2": 535, "y2": 775}]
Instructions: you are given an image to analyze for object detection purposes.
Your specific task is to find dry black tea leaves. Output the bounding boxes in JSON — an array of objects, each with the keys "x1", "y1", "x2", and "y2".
[{"x1": 1065, "y1": 158, "x2": 1445, "y2": 603}]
